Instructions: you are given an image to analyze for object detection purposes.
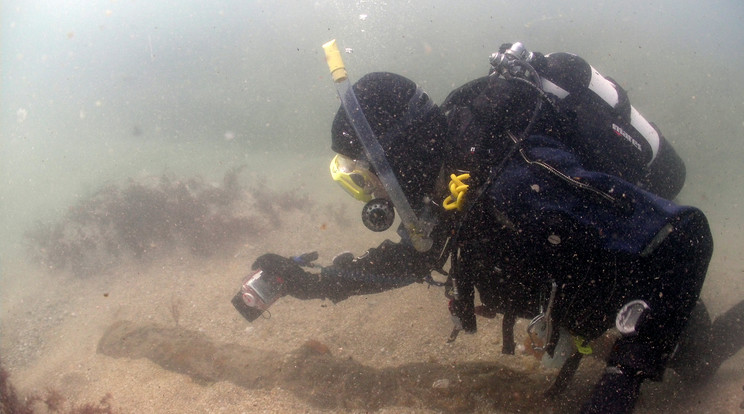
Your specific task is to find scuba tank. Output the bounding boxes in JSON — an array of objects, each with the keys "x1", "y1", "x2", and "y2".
[
  {"x1": 540, "y1": 50, "x2": 685, "y2": 199},
  {"x1": 485, "y1": 42, "x2": 686, "y2": 199}
]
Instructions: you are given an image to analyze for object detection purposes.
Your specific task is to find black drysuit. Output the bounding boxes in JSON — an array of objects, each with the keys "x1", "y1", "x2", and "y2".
[{"x1": 248, "y1": 57, "x2": 720, "y2": 413}]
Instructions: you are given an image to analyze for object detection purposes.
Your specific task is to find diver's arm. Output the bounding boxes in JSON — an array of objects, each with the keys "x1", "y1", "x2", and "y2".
[{"x1": 253, "y1": 239, "x2": 433, "y2": 304}]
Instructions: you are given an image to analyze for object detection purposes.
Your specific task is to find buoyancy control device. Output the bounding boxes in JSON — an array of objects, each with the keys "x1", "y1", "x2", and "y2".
[{"x1": 443, "y1": 42, "x2": 686, "y2": 199}]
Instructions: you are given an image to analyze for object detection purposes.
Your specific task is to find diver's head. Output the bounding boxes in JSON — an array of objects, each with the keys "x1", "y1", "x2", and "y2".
[{"x1": 330, "y1": 72, "x2": 447, "y2": 214}]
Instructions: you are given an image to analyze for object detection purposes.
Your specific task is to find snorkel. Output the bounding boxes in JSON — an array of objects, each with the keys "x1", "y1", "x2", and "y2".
[{"x1": 323, "y1": 39, "x2": 435, "y2": 252}]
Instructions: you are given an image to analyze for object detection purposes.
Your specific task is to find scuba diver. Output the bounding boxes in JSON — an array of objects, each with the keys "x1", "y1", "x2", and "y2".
[{"x1": 232, "y1": 42, "x2": 744, "y2": 413}]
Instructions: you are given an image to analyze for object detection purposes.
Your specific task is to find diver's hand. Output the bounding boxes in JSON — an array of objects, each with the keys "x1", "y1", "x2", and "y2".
[{"x1": 251, "y1": 253, "x2": 319, "y2": 298}]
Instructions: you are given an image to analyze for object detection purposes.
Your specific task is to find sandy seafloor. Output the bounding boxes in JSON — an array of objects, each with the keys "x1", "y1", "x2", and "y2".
[{"x1": 1, "y1": 151, "x2": 743, "y2": 414}]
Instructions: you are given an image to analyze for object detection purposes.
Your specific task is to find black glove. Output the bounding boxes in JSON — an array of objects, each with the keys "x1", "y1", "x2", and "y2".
[{"x1": 251, "y1": 253, "x2": 320, "y2": 299}]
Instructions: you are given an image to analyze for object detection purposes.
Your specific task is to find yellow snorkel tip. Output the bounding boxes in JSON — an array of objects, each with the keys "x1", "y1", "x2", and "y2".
[{"x1": 323, "y1": 39, "x2": 347, "y2": 82}]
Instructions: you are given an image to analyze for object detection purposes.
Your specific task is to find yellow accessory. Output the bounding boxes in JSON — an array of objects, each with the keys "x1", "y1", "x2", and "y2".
[
  {"x1": 443, "y1": 173, "x2": 470, "y2": 211},
  {"x1": 330, "y1": 154, "x2": 377, "y2": 202},
  {"x1": 574, "y1": 336, "x2": 593, "y2": 355}
]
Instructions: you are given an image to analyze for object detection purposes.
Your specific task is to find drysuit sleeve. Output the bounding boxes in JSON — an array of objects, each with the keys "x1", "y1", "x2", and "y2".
[{"x1": 255, "y1": 239, "x2": 435, "y2": 303}]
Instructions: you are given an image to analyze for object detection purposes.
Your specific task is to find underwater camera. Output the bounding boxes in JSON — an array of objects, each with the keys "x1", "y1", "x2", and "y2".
[{"x1": 231, "y1": 268, "x2": 285, "y2": 322}]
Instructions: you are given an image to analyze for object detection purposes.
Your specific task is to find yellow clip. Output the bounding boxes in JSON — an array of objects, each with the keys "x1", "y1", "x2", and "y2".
[
  {"x1": 443, "y1": 173, "x2": 470, "y2": 211},
  {"x1": 574, "y1": 336, "x2": 593, "y2": 355}
]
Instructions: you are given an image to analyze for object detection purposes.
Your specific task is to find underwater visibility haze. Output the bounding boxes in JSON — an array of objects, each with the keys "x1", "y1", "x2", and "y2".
[{"x1": 1, "y1": 0, "x2": 743, "y2": 412}]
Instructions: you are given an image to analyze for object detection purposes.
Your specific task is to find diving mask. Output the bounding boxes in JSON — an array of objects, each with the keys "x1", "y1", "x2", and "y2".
[
  {"x1": 330, "y1": 154, "x2": 383, "y2": 202},
  {"x1": 330, "y1": 154, "x2": 396, "y2": 232}
]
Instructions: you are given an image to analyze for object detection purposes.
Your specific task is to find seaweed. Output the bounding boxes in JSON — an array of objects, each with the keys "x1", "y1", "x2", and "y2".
[
  {"x1": 1, "y1": 362, "x2": 117, "y2": 414},
  {"x1": 24, "y1": 167, "x2": 265, "y2": 277},
  {"x1": 0, "y1": 361, "x2": 34, "y2": 414},
  {"x1": 66, "y1": 394, "x2": 116, "y2": 414},
  {"x1": 169, "y1": 296, "x2": 182, "y2": 326},
  {"x1": 42, "y1": 388, "x2": 65, "y2": 412},
  {"x1": 249, "y1": 182, "x2": 315, "y2": 227},
  {"x1": 96, "y1": 320, "x2": 551, "y2": 413}
]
